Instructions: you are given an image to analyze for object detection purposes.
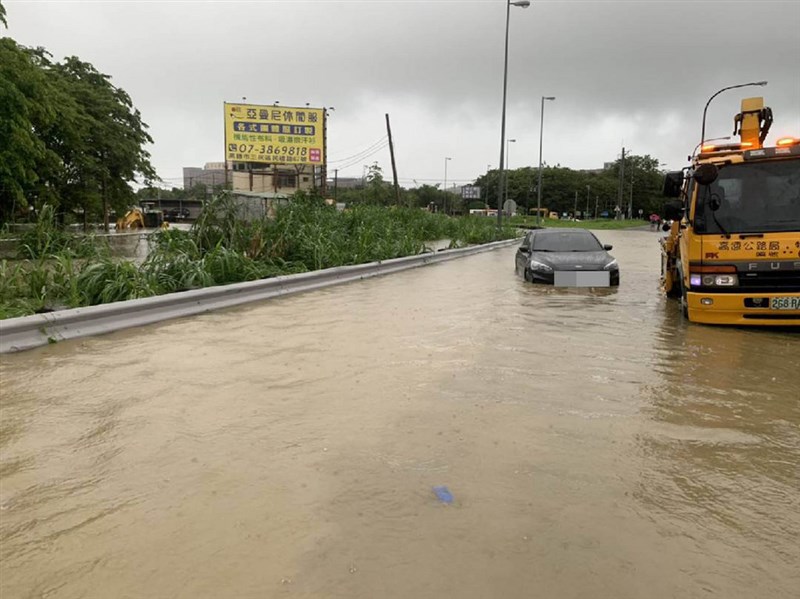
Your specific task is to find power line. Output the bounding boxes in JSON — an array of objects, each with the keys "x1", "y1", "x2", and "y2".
[
  {"x1": 327, "y1": 136, "x2": 389, "y2": 164},
  {"x1": 334, "y1": 141, "x2": 390, "y2": 172}
]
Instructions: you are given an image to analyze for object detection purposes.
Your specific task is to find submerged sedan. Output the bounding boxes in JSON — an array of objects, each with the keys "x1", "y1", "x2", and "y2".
[{"x1": 515, "y1": 228, "x2": 620, "y2": 286}]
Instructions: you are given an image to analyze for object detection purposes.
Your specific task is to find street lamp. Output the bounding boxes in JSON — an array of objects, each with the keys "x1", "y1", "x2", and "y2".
[
  {"x1": 700, "y1": 81, "x2": 767, "y2": 148},
  {"x1": 443, "y1": 157, "x2": 452, "y2": 214},
  {"x1": 536, "y1": 96, "x2": 555, "y2": 226},
  {"x1": 497, "y1": 0, "x2": 531, "y2": 227},
  {"x1": 505, "y1": 139, "x2": 516, "y2": 207}
]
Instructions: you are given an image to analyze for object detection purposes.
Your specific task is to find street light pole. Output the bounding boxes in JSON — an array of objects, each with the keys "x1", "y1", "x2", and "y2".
[
  {"x1": 585, "y1": 185, "x2": 590, "y2": 220},
  {"x1": 443, "y1": 157, "x2": 452, "y2": 214},
  {"x1": 505, "y1": 139, "x2": 516, "y2": 208},
  {"x1": 497, "y1": 0, "x2": 531, "y2": 228},
  {"x1": 536, "y1": 95, "x2": 555, "y2": 226},
  {"x1": 700, "y1": 81, "x2": 767, "y2": 148},
  {"x1": 485, "y1": 164, "x2": 491, "y2": 209}
]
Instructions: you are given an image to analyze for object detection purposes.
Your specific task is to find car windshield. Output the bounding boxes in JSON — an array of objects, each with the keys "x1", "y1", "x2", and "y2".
[
  {"x1": 693, "y1": 159, "x2": 800, "y2": 234},
  {"x1": 532, "y1": 231, "x2": 603, "y2": 252}
]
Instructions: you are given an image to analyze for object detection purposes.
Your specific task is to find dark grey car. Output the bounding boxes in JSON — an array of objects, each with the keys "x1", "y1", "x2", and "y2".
[{"x1": 515, "y1": 228, "x2": 620, "y2": 286}]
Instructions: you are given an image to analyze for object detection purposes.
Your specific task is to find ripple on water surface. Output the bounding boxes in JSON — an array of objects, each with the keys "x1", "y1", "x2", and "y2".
[{"x1": 1, "y1": 230, "x2": 798, "y2": 598}]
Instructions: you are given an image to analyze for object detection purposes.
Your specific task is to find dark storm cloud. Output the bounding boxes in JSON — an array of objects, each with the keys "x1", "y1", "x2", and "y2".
[{"x1": 4, "y1": 0, "x2": 799, "y2": 184}]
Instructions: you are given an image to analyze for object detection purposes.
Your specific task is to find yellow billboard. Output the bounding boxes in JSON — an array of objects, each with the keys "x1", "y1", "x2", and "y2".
[{"x1": 224, "y1": 102, "x2": 325, "y2": 166}]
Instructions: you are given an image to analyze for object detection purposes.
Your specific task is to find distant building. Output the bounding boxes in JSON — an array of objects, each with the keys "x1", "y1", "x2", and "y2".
[
  {"x1": 183, "y1": 163, "x2": 226, "y2": 189},
  {"x1": 578, "y1": 167, "x2": 607, "y2": 175},
  {"x1": 183, "y1": 161, "x2": 317, "y2": 195},
  {"x1": 326, "y1": 177, "x2": 362, "y2": 190}
]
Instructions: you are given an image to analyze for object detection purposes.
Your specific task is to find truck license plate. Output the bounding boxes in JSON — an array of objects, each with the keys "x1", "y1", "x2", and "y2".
[{"x1": 770, "y1": 296, "x2": 800, "y2": 310}]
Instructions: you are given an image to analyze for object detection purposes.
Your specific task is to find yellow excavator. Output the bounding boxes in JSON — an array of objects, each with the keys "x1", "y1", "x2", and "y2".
[
  {"x1": 116, "y1": 208, "x2": 146, "y2": 230},
  {"x1": 115, "y1": 203, "x2": 167, "y2": 230}
]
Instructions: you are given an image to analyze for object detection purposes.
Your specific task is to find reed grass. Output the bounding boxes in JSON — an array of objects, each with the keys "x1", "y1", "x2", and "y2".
[{"x1": 1, "y1": 193, "x2": 517, "y2": 318}]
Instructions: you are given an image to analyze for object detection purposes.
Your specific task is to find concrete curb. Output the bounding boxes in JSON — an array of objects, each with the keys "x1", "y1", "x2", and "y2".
[{"x1": 0, "y1": 238, "x2": 519, "y2": 353}]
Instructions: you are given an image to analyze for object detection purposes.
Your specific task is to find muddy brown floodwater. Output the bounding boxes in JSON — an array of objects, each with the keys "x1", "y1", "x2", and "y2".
[{"x1": 1, "y1": 230, "x2": 798, "y2": 599}]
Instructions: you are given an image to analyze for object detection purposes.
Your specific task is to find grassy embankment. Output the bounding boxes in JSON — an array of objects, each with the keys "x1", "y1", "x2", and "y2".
[
  {"x1": 0, "y1": 194, "x2": 518, "y2": 319},
  {"x1": 510, "y1": 216, "x2": 646, "y2": 230}
]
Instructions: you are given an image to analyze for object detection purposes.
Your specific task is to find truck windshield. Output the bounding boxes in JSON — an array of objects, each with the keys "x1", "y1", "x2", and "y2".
[{"x1": 694, "y1": 159, "x2": 800, "y2": 234}]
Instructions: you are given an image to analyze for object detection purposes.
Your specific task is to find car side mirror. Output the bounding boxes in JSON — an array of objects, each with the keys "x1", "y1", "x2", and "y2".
[
  {"x1": 603, "y1": 244, "x2": 613, "y2": 251},
  {"x1": 519, "y1": 245, "x2": 530, "y2": 253}
]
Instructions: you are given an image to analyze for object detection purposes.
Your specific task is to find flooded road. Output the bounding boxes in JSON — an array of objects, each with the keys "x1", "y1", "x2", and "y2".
[{"x1": 1, "y1": 229, "x2": 798, "y2": 599}]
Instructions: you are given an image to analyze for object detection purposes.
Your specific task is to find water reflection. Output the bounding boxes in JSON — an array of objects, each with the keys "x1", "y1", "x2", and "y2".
[
  {"x1": 1, "y1": 230, "x2": 798, "y2": 598},
  {"x1": 632, "y1": 309, "x2": 800, "y2": 593}
]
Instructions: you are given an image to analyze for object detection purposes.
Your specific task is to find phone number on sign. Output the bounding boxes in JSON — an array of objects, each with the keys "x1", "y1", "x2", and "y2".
[{"x1": 228, "y1": 144, "x2": 308, "y2": 157}]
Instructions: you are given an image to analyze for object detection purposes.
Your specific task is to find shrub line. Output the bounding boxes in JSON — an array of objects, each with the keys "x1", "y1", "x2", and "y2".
[{"x1": 0, "y1": 238, "x2": 519, "y2": 353}]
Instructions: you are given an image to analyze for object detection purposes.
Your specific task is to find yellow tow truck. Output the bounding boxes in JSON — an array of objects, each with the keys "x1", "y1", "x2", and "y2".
[{"x1": 661, "y1": 96, "x2": 800, "y2": 326}]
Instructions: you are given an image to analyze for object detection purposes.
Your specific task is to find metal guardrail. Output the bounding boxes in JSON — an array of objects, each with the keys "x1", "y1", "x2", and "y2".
[{"x1": 0, "y1": 239, "x2": 520, "y2": 353}]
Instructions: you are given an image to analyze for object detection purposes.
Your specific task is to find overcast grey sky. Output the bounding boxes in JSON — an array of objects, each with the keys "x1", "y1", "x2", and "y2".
[{"x1": 4, "y1": 0, "x2": 800, "y2": 189}]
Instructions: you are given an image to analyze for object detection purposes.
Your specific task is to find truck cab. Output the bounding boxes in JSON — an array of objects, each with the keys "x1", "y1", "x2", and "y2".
[{"x1": 661, "y1": 97, "x2": 800, "y2": 326}]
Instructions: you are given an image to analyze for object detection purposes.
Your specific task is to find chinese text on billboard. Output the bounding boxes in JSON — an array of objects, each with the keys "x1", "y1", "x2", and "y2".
[{"x1": 224, "y1": 103, "x2": 325, "y2": 166}]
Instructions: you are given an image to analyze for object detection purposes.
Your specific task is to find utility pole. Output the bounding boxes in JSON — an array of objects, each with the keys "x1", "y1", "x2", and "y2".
[
  {"x1": 526, "y1": 168, "x2": 533, "y2": 215},
  {"x1": 585, "y1": 185, "x2": 590, "y2": 220},
  {"x1": 443, "y1": 157, "x2": 452, "y2": 214},
  {"x1": 629, "y1": 171, "x2": 634, "y2": 220},
  {"x1": 334, "y1": 169, "x2": 339, "y2": 202},
  {"x1": 594, "y1": 195, "x2": 599, "y2": 220},
  {"x1": 573, "y1": 190, "x2": 578, "y2": 220},
  {"x1": 617, "y1": 146, "x2": 626, "y2": 219},
  {"x1": 385, "y1": 113, "x2": 400, "y2": 205}
]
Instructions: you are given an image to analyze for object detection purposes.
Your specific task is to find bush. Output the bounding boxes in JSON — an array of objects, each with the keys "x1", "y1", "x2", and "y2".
[{"x1": 1, "y1": 191, "x2": 518, "y2": 319}]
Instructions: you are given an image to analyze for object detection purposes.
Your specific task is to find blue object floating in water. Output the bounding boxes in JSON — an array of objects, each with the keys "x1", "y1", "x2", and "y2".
[{"x1": 433, "y1": 486, "x2": 454, "y2": 504}]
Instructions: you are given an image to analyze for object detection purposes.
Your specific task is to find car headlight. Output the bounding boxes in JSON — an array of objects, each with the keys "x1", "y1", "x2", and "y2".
[
  {"x1": 603, "y1": 259, "x2": 618, "y2": 270},
  {"x1": 529, "y1": 260, "x2": 553, "y2": 272}
]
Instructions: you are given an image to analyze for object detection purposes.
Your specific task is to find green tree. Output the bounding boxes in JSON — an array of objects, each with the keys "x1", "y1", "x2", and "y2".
[
  {"x1": 473, "y1": 156, "x2": 665, "y2": 219},
  {"x1": 0, "y1": 0, "x2": 7, "y2": 28},
  {"x1": 50, "y1": 56, "x2": 156, "y2": 225},
  {"x1": 605, "y1": 153, "x2": 665, "y2": 217},
  {"x1": 363, "y1": 162, "x2": 393, "y2": 205},
  {"x1": 339, "y1": 162, "x2": 393, "y2": 206},
  {"x1": 0, "y1": 38, "x2": 156, "y2": 227},
  {"x1": 0, "y1": 40, "x2": 60, "y2": 222}
]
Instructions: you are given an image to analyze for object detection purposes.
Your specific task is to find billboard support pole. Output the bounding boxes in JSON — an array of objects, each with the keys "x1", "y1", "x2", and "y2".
[
  {"x1": 386, "y1": 113, "x2": 401, "y2": 205},
  {"x1": 321, "y1": 109, "x2": 328, "y2": 197},
  {"x1": 223, "y1": 102, "x2": 229, "y2": 191}
]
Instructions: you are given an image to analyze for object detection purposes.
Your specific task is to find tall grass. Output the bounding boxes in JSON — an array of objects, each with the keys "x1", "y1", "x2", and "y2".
[{"x1": 1, "y1": 192, "x2": 517, "y2": 318}]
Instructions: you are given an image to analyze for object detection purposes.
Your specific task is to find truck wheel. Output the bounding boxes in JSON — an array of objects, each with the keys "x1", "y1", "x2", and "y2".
[
  {"x1": 665, "y1": 271, "x2": 682, "y2": 298},
  {"x1": 679, "y1": 275, "x2": 689, "y2": 319}
]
